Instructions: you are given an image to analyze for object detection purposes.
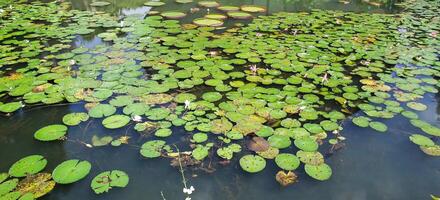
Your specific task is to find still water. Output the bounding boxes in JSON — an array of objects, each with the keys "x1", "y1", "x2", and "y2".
[{"x1": 1, "y1": 0, "x2": 439, "y2": 199}]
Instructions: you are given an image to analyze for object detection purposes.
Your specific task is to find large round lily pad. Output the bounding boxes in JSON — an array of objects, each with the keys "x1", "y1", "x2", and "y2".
[
  {"x1": 240, "y1": 5, "x2": 266, "y2": 12},
  {"x1": 227, "y1": 11, "x2": 252, "y2": 19},
  {"x1": 239, "y1": 155, "x2": 266, "y2": 173},
  {"x1": 160, "y1": 11, "x2": 187, "y2": 19},
  {"x1": 294, "y1": 137, "x2": 319, "y2": 152},
  {"x1": 0, "y1": 102, "x2": 22, "y2": 113},
  {"x1": 9, "y1": 155, "x2": 47, "y2": 177},
  {"x1": 267, "y1": 135, "x2": 291, "y2": 149},
  {"x1": 91, "y1": 170, "x2": 129, "y2": 194},
  {"x1": 52, "y1": 160, "x2": 91, "y2": 184},
  {"x1": 304, "y1": 163, "x2": 332, "y2": 181},
  {"x1": 409, "y1": 134, "x2": 435, "y2": 147},
  {"x1": 88, "y1": 104, "x2": 116, "y2": 118},
  {"x1": 193, "y1": 18, "x2": 224, "y2": 27},
  {"x1": 202, "y1": 92, "x2": 223, "y2": 102},
  {"x1": 140, "y1": 140, "x2": 167, "y2": 158},
  {"x1": 90, "y1": 1, "x2": 111, "y2": 6},
  {"x1": 102, "y1": 115, "x2": 130, "y2": 129},
  {"x1": 198, "y1": 1, "x2": 220, "y2": 7},
  {"x1": 275, "y1": 153, "x2": 300, "y2": 171},
  {"x1": 34, "y1": 124, "x2": 68, "y2": 141}
]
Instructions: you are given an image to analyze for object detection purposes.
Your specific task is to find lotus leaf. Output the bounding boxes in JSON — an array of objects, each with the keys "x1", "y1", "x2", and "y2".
[{"x1": 62, "y1": 113, "x2": 89, "y2": 126}]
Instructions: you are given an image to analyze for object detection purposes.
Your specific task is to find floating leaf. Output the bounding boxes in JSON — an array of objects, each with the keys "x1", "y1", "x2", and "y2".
[
  {"x1": 275, "y1": 153, "x2": 300, "y2": 171},
  {"x1": 240, "y1": 5, "x2": 266, "y2": 12},
  {"x1": 91, "y1": 170, "x2": 129, "y2": 194},
  {"x1": 16, "y1": 173, "x2": 55, "y2": 198},
  {"x1": 369, "y1": 121, "x2": 387, "y2": 132},
  {"x1": 92, "y1": 135, "x2": 113, "y2": 147},
  {"x1": 192, "y1": 145, "x2": 210, "y2": 161},
  {"x1": 409, "y1": 134, "x2": 435, "y2": 147},
  {"x1": 247, "y1": 137, "x2": 269, "y2": 152},
  {"x1": 294, "y1": 137, "x2": 319, "y2": 152},
  {"x1": 102, "y1": 115, "x2": 130, "y2": 129},
  {"x1": 62, "y1": 112, "x2": 89, "y2": 126},
  {"x1": 304, "y1": 163, "x2": 332, "y2": 181},
  {"x1": 52, "y1": 160, "x2": 91, "y2": 184},
  {"x1": 140, "y1": 140, "x2": 167, "y2": 158},
  {"x1": 267, "y1": 135, "x2": 291, "y2": 149},
  {"x1": 239, "y1": 155, "x2": 266, "y2": 173},
  {"x1": 9, "y1": 155, "x2": 47, "y2": 177},
  {"x1": 406, "y1": 102, "x2": 427, "y2": 111},
  {"x1": 34, "y1": 124, "x2": 67, "y2": 141},
  {"x1": 0, "y1": 102, "x2": 22, "y2": 113},
  {"x1": 193, "y1": 18, "x2": 224, "y2": 27},
  {"x1": 275, "y1": 170, "x2": 297, "y2": 186},
  {"x1": 155, "y1": 128, "x2": 172, "y2": 137},
  {"x1": 88, "y1": 104, "x2": 116, "y2": 118},
  {"x1": 90, "y1": 1, "x2": 111, "y2": 6},
  {"x1": 161, "y1": 11, "x2": 186, "y2": 19},
  {"x1": 192, "y1": 133, "x2": 208, "y2": 143}
]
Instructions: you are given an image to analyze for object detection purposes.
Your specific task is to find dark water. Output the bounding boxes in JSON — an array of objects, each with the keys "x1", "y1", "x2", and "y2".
[{"x1": 1, "y1": 0, "x2": 439, "y2": 199}]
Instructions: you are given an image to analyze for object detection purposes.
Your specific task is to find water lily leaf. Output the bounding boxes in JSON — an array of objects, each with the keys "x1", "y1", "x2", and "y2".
[
  {"x1": 90, "y1": 1, "x2": 111, "y2": 6},
  {"x1": 406, "y1": 102, "x2": 427, "y2": 111},
  {"x1": 294, "y1": 137, "x2": 319, "y2": 152},
  {"x1": 88, "y1": 104, "x2": 116, "y2": 118},
  {"x1": 352, "y1": 116, "x2": 371, "y2": 127},
  {"x1": 202, "y1": 92, "x2": 222, "y2": 102},
  {"x1": 296, "y1": 150, "x2": 324, "y2": 165},
  {"x1": 91, "y1": 170, "x2": 129, "y2": 194},
  {"x1": 161, "y1": 11, "x2": 186, "y2": 19},
  {"x1": 0, "y1": 179, "x2": 18, "y2": 196},
  {"x1": 140, "y1": 140, "x2": 167, "y2": 158},
  {"x1": 0, "y1": 173, "x2": 8, "y2": 184},
  {"x1": 192, "y1": 133, "x2": 208, "y2": 143},
  {"x1": 193, "y1": 18, "x2": 224, "y2": 27},
  {"x1": 256, "y1": 147, "x2": 279, "y2": 159},
  {"x1": 210, "y1": 118, "x2": 232, "y2": 134},
  {"x1": 155, "y1": 128, "x2": 172, "y2": 137},
  {"x1": 92, "y1": 135, "x2": 113, "y2": 147},
  {"x1": 8, "y1": 155, "x2": 47, "y2": 178},
  {"x1": 198, "y1": 1, "x2": 220, "y2": 7},
  {"x1": 52, "y1": 160, "x2": 91, "y2": 184},
  {"x1": 217, "y1": 147, "x2": 233, "y2": 160},
  {"x1": 255, "y1": 126, "x2": 274, "y2": 137},
  {"x1": 62, "y1": 113, "x2": 89, "y2": 126},
  {"x1": 144, "y1": 1, "x2": 165, "y2": 6},
  {"x1": 420, "y1": 145, "x2": 440, "y2": 156},
  {"x1": 145, "y1": 108, "x2": 170, "y2": 120},
  {"x1": 369, "y1": 121, "x2": 387, "y2": 132},
  {"x1": 16, "y1": 173, "x2": 55, "y2": 198},
  {"x1": 102, "y1": 115, "x2": 130, "y2": 129},
  {"x1": 275, "y1": 153, "x2": 300, "y2": 171},
  {"x1": 275, "y1": 171, "x2": 297, "y2": 186},
  {"x1": 227, "y1": 11, "x2": 253, "y2": 19},
  {"x1": 192, "y1": 145, "x2": 210, "y2": 161},
  {"x1": 0, "y1": 102, "x2": 22, "y2": 113},
  {"x1": 409, "y1": 134, "x2": 435, "y2": 147},
  {"x1": 174, "y1": 93, "x2": 196, "y2": 103},
  {"x1": 267, "y1": 135, "x2": 291, "y2": 149},
  {"x1": 240, "y1": 5, "x2": 266, "y2": 12},
  {"x1": 34, "y1": 125, "x2": 67, "y2": 141},
  {"x1": 304, "y1": 163, "x2": 332, "y2": 181},
  {"x1": 239, "y1": 155, "x2": 266, "y2": 173}
]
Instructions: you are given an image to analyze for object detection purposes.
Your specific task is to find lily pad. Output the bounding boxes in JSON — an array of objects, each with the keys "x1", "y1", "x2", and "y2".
[
  {"x1": 227, "y1": 11, "x2": 252, "y2": 19},
  {"x1": 267, "y1": 135, "x2": 291, "y2": 149},
  {"x1": 193, "y1": 18, "x2": 224, "y2": 27},
  {"x1": 198, "y1": 1, "x2": 220, "y2": 7},
  {"x1": 406, "y1": 102, "x2": 427, "y2": 111},
  {"x1": 240, "y1": 5, "x2": 266, "y2": 12},
  {"x1": 62, "y1": 113, "x2": 89, "y2": 126},
  {"x1": 34, "y1": 124, "x2": 68, "y2": 141},
  {"x1": 102, "y1": 115, "x2": 130, "y2": 129},
  {"x1": 144, "y1": 1, "x2": 165, "y2": 6},
  {"x1": 90, "y1": 1, "x2": 111, "y2": 6},
  {"x1": 88, "y1": 104, "x2": 116, "y2": 118},
  {"x1": 16, "y1": 173, "x2": 55, "y2": 198},
  {"x1": 52, "y1": 160, "x2": 91, "y2": 184},
  {"x1": 275, "y1": 153, "x2": 300, "y2": 171},
  {"x1": 294, "y1": 137, "x2": 319, "y2": 152},
  {"x1": 369, "y1": 121, "x2": 388, "y2": 132},
  {"x1": 192, "y1": 133, "x2": 208, "y2": 143},
  {"x1": 161, "y1": 11, "x2": 187, "y2": 19},
  {"x1": 239, "y1": 155, "x2": 266, "y2": 173},
  {"x1": 155, "y1": 128, "x2": 172, "y2": 137},
  {"x1": 140, "y1": 140, "x2": 167, "y2": 158},
  {"x1": 9, "y1": 155, "x2": 47, "y2": 178},
  {"x1": 304, "y1": 163, "x2": 332, "y2": 181},
  {"x1": 0, "y1": 102, "x2": 22, "y2": 113},
  {"x1": 91, "y1": 170, "x2": 129, "y2": 194}
]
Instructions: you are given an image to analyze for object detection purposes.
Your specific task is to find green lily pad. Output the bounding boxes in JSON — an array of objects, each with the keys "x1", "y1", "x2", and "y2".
[
  {"x1": 0, "y1": 102, "x2": 22, "y2": 113},
  {"x1": 198, "y1": 1, "x2": 220, "y2": 7},
  {"x1": 52, "y1": 160, "x2": 91, "y2": 184},
  {"x1": 0, "y1": 179, "x2": 18, "y2": 196},
  {"x1": 294, "y1": 137, "x2": 319, "y2": 152},
  {"x1": 409, "y1": 134, "x2": 435, "y2": 147},
  {"x1": 275, "y1": 153, "x2": 300, "y2": 171},
  {"x1": 227, "y1": 11, "x2": 252, "y2": 19},
  {"x1": 34, "y1": 124, "x2": 68, "y2": 141},
  {"x1": 174, "y1": 93, "x2": 197, "y2": 103},
  {"x1": 369, "y1": 121, "x2": 388, "y2": 132},
  {"x1": 420, "y1": 145, "x2": 440, "y2": 156},
  {"x1": 91, "y1": 170, "x2": 129, "y2": 194},
  {"x1": 9, "y1": 155, "x2": 47, "y2": 178},
  {"x1": 140, "y1": 140, "x2": 166, "y2": 158},
  {"x1": 160, "y1": 11, "x2": 187, "y2": 19},
  {"x1": 352, "y1": 116, "x2": 370, "y2": 127},
  {"x1": 146, "y1": 108, "x2": 170, "y2": 120},
  {"x1": 192, "y1": 133, "x2": 208, "y2": 143},
  {"x1": 296, "y1": 150, "x2": 324, "y2": 165},
  {"x1": 62, "y1": 112, "x2": 89, "y2": 126},
  {"x1": 406, "y1": 102, "x2": 427, "y2": 111},
  {"x1": 90, "y1": 1, "x2": 111, "y2": 6},
  {"x1": 304, "y1": 163, "x2": 332, "y2": 181},
  {"x1": 92, "y1": 135, "x2": 113, "y2": 146},
  {"x1": 88, "y1": 104, "x2": 116, "y2": 118},
  {"x1": 144, "y1": 1, "x2": 165, "y2": 6},
  {"x1": 193, "y1": 18, "x2": 224, "y2": 27},
  {"x1": 267, "y1": 135, "x2": 291, "y2": 149},
  {"x1": 240, "y1": 5, "x2": 266, "y2": 12},
  {"x1": 102, "y1": 115, "x2": 130, "y2": 129},
  {"x1": 155, "y1": 128, "x2": 172, "y2": 137},
  {"x1": 192, "y1": 145, "x2": 210, "y2": 160},
  {"x1": 202, "y1": 92, "x2": 222, "y2": 102},
  {"x1": 239, "y1": 155, "x2": 266, "y2": 173}
]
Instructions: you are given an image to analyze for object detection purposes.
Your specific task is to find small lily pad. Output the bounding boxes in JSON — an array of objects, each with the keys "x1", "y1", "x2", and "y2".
[
  {"x1": 90, "y1": 1, "x2": 111, "y2": 6},
  {"x1": 275, "y1": 153, "x2": 300, "y2": 171},
  {"x1": 304, "y1": 163, "x2": 332, "y2": 181},
  {"x1": 240, "y1": 5, "x2": 266, "y2": 12},
  {"x1": 140, "y1": 140, "x2": 167, "y2": 158},
  {"x1": 406, "y1": 102, "x2": 427, "y2": 111},
  {"x1": 198, "y1": 1, "x2": 220, "y2": 7},
  {"x1": 144, "y1": 1, "x2": 165, "y2": 6},
  {"x1": 192, "y1": 133, "x2": 208, "y2": 143},
  {"x1": 0, "y1": 102, "x2": 22, "y2": 113},
  {"x1": 227, "y1": 11, "x2": 252, "y2": 19},
  {"x1": 160, "y1": 11, "x2": 187, "y2": 19},
  {"x1": 409, "y1": 134, "x2": 435, "y2": 147},
  {"x1": 193, "y1": 18, "x2": 224, "y2": 27},
  {"x1": 369, "y1": 121, "x2": 388, "y2": 132},
  {"x1": 62, "y1": 112, "x2": 89, "y2": 126}
]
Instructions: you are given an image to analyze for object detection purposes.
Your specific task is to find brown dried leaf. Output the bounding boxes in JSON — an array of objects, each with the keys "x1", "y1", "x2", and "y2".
[
  {"x1": 275, "y1": 171, "x2": 297, "y2": 186},
  {"x1": 247, "y1": 137, "x2": 269, "y2": 152}
]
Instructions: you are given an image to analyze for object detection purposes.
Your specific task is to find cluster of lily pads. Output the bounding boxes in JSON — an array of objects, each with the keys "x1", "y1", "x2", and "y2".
[
  {"x1": 0, "y1": 0, "x2": 439, "y2": 195},
  {"x1": 0, "y1": 155, "x2": 128, "y2": 199}
]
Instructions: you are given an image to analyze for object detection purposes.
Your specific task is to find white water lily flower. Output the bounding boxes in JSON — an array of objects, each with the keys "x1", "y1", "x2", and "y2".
[
  {"x1": 131, "y1": 115, "x2": 142, "y2": 122},
  {"x1": 184, "y1": 100, "x2": 191, "y2": 109},
  {"x1": 69, "y1": 59, "x2": 76, "y2": 65}
]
